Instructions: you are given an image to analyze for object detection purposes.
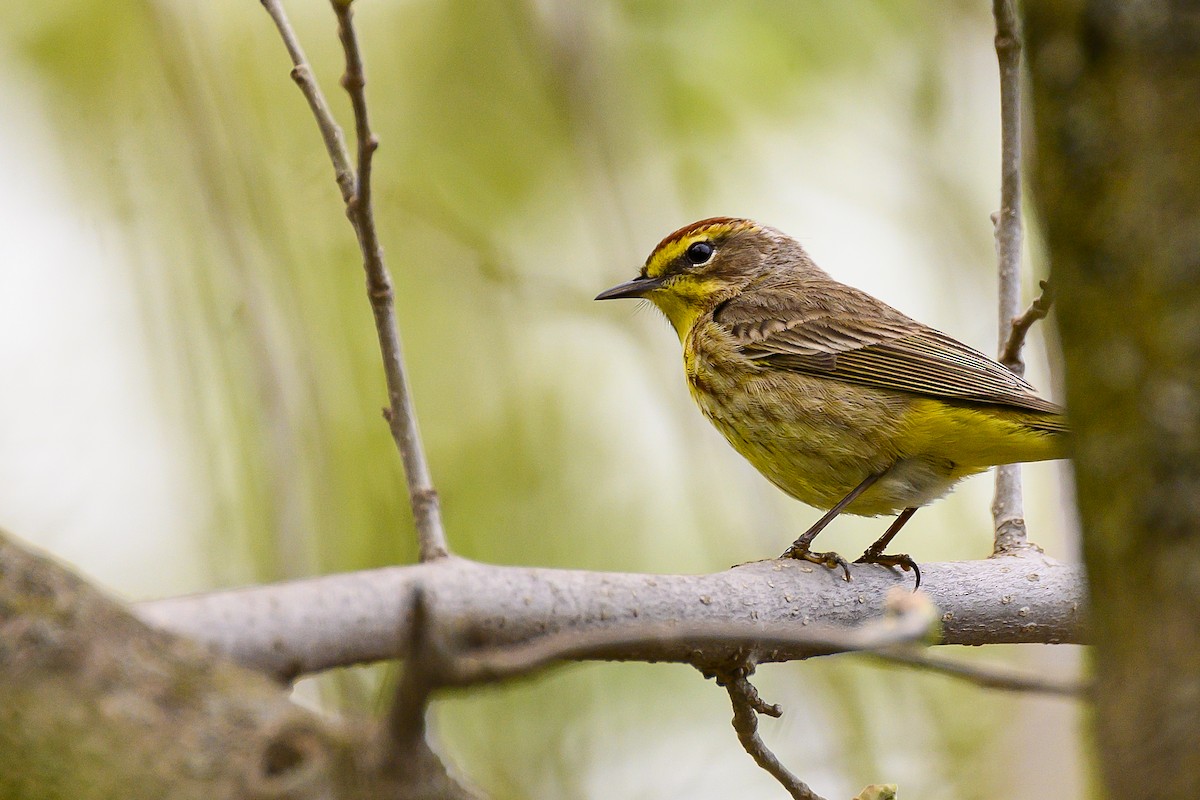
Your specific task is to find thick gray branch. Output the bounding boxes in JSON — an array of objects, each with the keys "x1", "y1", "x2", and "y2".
[{"x1": 136, "y1": 554, "x2": 1086, "y2": 681}]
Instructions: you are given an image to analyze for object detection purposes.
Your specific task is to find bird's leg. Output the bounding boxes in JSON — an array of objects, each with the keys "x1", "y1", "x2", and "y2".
[
  {"x1": 780, "y1": 472, "x2": 882, "y2": 581},
  {"x1": 854, "y1": 507, "x2": 922, "y2": 590}
]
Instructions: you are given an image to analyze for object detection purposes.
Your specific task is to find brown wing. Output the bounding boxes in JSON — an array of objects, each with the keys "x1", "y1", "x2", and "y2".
[{"x1": 714, "y1": 281, "x2": 1066, "y2": 423}]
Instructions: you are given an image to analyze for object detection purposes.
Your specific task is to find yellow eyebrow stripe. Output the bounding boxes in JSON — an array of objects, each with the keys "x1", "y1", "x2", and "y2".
[{"x1": 645, "y1": 218, "x2": 760, "y2": 278}]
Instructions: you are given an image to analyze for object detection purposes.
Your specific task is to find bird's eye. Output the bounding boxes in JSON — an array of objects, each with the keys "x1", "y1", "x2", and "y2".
[{"x1": 685, "y1": 241, "x2": 715, "y2": 265}]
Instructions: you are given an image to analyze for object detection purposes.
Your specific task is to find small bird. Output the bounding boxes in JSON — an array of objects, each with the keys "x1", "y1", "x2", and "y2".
[{"x1": 596, "y1": 218, "x2": 1066, "y2": 587}]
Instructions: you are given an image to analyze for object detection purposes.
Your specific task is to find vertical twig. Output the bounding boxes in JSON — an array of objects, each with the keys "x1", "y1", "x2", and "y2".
[
  {"x1": 330, "y1": 0, "x2": 448, "y2": 562},
  {"x1": 259, "y1": 0, "x2": 449, "y2": 561},
  {"x1": 259, "y1": 0, "x2": 355, "y2": 204},
  {"x1": 990, "y1": 0, "x2": 1031, "y2": 555},
  {"x1": 382, "y1": 589, "x2": 484, "y2": 798}
]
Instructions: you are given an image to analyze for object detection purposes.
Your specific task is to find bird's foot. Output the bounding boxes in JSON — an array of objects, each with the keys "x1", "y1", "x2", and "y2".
[
  {"x1": 854, "y1": 550, "x2": 921, "y2": 591},
  {"x1": 779, "y1": 543, "x2": 852, "y2": 581}
]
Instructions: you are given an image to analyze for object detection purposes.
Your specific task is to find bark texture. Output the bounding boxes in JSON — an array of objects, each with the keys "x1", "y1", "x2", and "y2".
[
  {"x1": 1024, "y1": 4, "x2": 1200, "y2": 797},
  {"x1": 0, "y1": 531, "x2": 457, "y2": 800},
  {"x1": 137, "y1": 555, "x2": 1086, "y2": 681}
]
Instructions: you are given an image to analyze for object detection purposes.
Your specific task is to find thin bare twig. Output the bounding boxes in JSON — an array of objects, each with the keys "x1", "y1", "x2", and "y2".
[
  {"x1": 259, "y1": 0, "x2": 449, "y2": 561},
  {"x1": 865, "y1": 646, "x2": 1085, "y2": 698},
  {"x1": 330, "y1": 1, "x2": 447, "y2": 562},
  {"x1": 444, "y1": 587, "x2": 939, "y2": 686},
  {"x1": 259, "y1": 0, "x2": 354, "y2": 203},
  {"x1": 1000, "y1": 280, "x2": 1055, "y2": 371},
  {"x1": 991, "y1": 0, "x2": 1033, "y2": 555},
  {"x1": 720, "y1": 666, "x2": 826, "y2": 800}
]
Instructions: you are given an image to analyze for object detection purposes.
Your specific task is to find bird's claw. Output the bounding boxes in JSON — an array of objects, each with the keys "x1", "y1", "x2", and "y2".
[
  {"x1": 854, "y1": 551, "x2": 922, "y2": 591},
  {"x1": 780, "y1": 544, "x2": 852, "y2": 582}
]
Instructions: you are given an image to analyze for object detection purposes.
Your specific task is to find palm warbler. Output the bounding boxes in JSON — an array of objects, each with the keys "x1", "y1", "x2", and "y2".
[{"x1": 597, "y1": 218, "x2": 1066, "y2": 586}]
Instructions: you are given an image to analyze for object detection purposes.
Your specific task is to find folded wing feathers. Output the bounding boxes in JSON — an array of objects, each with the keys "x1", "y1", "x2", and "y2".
[{"x1": 720, "y1": 293, "x2": 1063, "y2": 419}]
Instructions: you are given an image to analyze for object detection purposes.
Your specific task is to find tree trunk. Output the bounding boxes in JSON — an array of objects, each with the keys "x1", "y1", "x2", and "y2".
[{"x1": 1024, "y1": 4, "x2": 1200, "y2": 797}]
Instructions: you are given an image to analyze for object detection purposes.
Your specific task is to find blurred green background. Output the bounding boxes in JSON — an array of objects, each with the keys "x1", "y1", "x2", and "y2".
[{"x1": 0, "y1": 1, "x2": 1085, "y2": 797}]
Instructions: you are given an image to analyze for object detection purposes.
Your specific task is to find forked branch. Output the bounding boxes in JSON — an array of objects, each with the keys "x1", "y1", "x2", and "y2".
[
  {"x1": 259, "y1": 0, "x2": 448, "y2": 561},
  {"x1": 708, "y1": 592, "x2": 936, "y2": 800},
  {"x1": 721, "y1": 667, "x2": 825, "y2": 800},
  {"x1": 385, "y1": 587, "x2": 937, "y2": 800},
  {"x1": 999, "y1": 281, "x2": 1054, "y2": 372}
]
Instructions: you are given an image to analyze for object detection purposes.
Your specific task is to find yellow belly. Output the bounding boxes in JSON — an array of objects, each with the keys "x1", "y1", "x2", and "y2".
[{"x1": 685, "y1": 336, "x2": 1064, "y2": 517}]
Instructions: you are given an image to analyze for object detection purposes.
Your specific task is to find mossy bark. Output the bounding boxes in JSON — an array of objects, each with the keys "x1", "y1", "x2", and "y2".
[
  {"x1": 1024, "y1": 4, "x2": 1200, "y2": 797},
  {"x1": 0, "y1": 530, "x2": 462, "y2": 800}
]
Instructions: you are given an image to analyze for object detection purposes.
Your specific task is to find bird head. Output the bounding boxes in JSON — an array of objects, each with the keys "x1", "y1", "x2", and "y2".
[{"x1": 596, "y1": 217, "x2": 807, "y2": 339}]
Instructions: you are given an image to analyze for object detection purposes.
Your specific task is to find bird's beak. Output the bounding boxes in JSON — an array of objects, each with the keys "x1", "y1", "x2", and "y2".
[{"x1": 595, "y1": 275, "x2": 663, "y2": 301}]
